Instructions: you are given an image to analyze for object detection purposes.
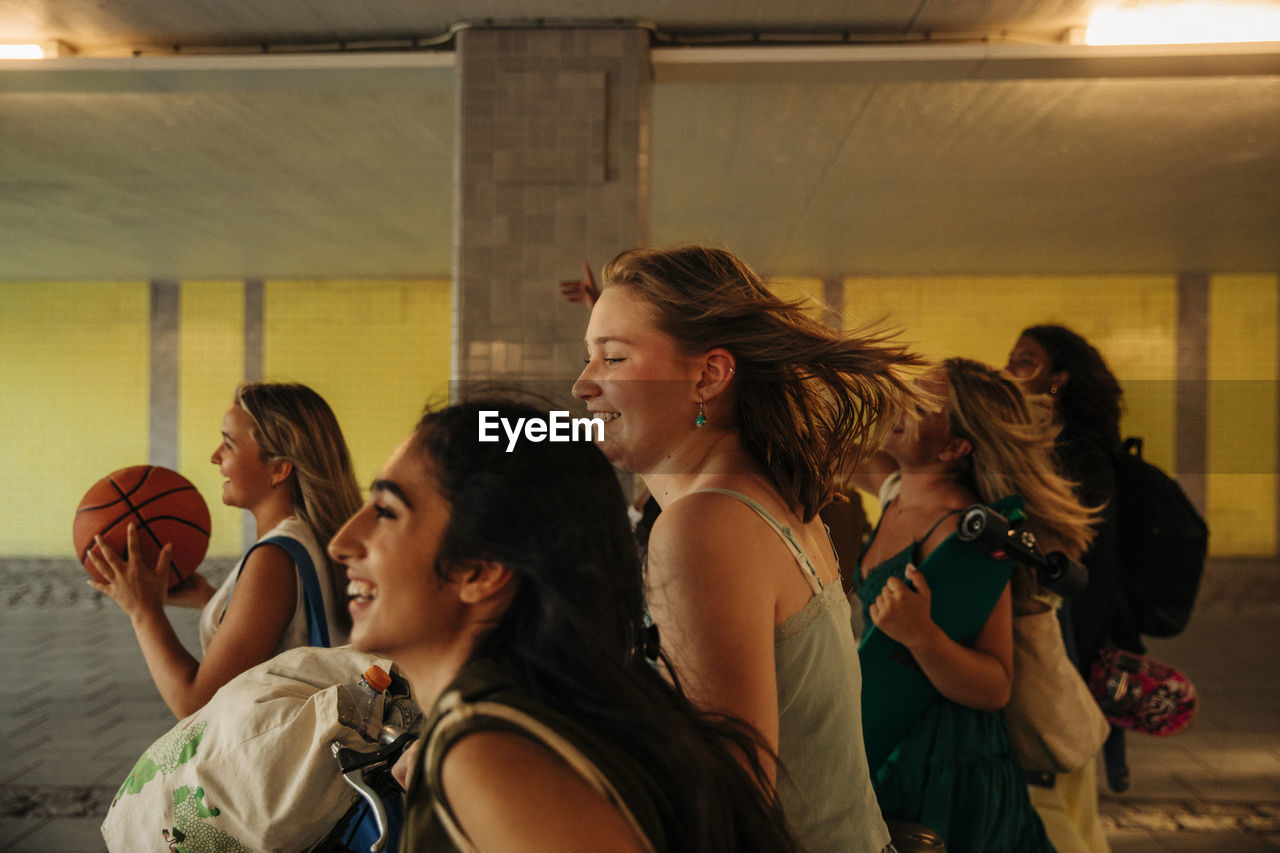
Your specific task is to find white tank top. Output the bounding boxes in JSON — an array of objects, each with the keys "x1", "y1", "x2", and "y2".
[{"x1": 199, "y1": 516, "x2": 349, "y2": 654}]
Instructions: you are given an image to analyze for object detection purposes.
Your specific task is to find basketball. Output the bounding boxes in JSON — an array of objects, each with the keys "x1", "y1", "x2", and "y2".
[{"x1": 74, "y1": 465, "x2": 212, "y2": 589}]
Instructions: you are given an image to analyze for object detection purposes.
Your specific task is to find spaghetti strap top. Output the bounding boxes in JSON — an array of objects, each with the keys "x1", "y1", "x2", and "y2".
[
  {"x1": 689, "y1": 488, "x2": 891, "y2": 853},
  {"x1": 858, "y1": 500, "x2": 963, "y2": 578},
  {"x1": 695, "y1": 488, "x2": 828, "y2": 595},
  {"x1": 913, "y1": 507, "x2": 962, "y2": 565}
]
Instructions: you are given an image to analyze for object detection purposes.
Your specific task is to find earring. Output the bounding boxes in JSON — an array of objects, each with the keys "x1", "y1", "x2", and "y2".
[
  {"x1": 1049, "y1": 385, "x2": 1059, "y2": 395},
  {"x1": 695, "y1": 398, "x2": 707, "y2": 427}
]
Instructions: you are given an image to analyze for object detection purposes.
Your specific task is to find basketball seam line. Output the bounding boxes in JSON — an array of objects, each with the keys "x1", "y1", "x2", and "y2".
[
  {"x1": 84, "y1": 471, "x2": 203, "y2": 584},
  {"x1": 119, "y1": 480, "x2": 181, "y2": 586}
]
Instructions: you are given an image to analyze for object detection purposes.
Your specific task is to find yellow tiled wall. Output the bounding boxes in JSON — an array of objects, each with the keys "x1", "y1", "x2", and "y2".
[
  {"x1": 1, "y1": 274, "x2": 1274, "y2": 557},
  {"x1": 2, "y1": 282, "x2": 151, "y2": 557},
  {"x1": 1, "y1": 279, "x2": 451, "y2": 558},
  {"x1": 179, "y1": 280, "x2": 247, "y2": 558},
  {"x1": 841, "y1": 274, "x2": 1277, "y2": 557},
  {"x1": 769, "y1": 277, "x2": 829, "y2": 321},
  {"x1": 843, "y1": 275, "x2": 1179, "y2": 471},
  {"x1": 1207, "y1": 274, "x2": 1279, "y2": 556},
  {"x1": 262, "y1": 279, "x2": 454, "y2": 496}
]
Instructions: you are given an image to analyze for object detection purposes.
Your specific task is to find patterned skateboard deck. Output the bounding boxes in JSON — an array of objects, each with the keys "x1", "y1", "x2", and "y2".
[{"x1": 1089, "y1": 646, "x2": 1197, "y2": 736}]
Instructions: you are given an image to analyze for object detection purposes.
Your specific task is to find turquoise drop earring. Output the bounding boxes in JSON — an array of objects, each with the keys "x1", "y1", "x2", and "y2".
[{"x1": 695, "y1": 398, "x2": 707, "y2": 427}]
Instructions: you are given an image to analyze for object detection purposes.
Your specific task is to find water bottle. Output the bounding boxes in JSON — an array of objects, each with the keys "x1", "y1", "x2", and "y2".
[{"x1": 336, "y1": 664, "x2": 392, "y2": 742}]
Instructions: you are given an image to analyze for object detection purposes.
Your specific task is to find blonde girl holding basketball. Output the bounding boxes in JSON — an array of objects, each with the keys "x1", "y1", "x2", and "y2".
[{"x1": 88, "y1": 382, "x2": 362, "y2": 718}]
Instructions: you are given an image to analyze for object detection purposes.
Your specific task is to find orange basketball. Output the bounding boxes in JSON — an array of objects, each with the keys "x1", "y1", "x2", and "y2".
[{"x1": 73, "y1": 465, "x2": 211, "y2": 589}]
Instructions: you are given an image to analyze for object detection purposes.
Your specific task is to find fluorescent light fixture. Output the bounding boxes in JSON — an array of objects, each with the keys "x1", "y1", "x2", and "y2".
[
  {"x1": 0, "y1": 43, "x2": 45, "y2": 59},
  {"x1": 0, "y1": 39, "x2": 77, "y2": 59},
  {"x1": 1087, "y1": 2, "x2": 1280, "y2": 45}
]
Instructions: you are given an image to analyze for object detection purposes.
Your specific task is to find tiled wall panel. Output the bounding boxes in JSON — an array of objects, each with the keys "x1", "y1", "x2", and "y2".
[{"x1": 454, "y1": 27, "x2": 651, "y2": 394}]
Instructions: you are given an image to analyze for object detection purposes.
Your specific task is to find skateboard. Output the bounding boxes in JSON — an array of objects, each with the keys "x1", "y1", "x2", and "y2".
[{"x1": 1088, "y1": 645, "x2": 1197, "y2": 736}]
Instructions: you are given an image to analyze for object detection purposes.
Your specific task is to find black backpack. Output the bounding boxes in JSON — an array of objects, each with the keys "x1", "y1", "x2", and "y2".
[{"x1": 1112, "y1": 437, "x2": 1209, "y2": 637}]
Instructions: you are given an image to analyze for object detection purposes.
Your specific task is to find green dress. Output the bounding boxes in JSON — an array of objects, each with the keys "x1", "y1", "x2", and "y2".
[{"x1": 856, "y1": 496, "x2": 1055, "y2": 853}]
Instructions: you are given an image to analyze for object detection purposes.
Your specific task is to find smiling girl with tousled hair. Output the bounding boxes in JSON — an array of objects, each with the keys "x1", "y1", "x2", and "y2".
[{"x1": 573, "y1": 245, "x2": 925, "y2": 853}]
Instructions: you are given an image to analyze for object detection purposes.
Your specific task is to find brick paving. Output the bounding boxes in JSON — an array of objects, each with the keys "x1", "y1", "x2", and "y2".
[{"x1": 0, "y1": 558, "x2": 231, "y2": 851}]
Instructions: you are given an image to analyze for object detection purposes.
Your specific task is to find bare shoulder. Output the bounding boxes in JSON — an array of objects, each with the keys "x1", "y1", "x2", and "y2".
[
  {"x1": 441, "y1": 729, "x2": 565, "y2": 795},
  {"x1": 648, "y1": 490, "x2": 784, "y2": 585},
  {"x1": 223, "y1": 540, "x2": 297, "y2": 612},
  {"x1": 241, "y1": 539, "x2": 298, "y2": 578},
  {"x1": 441, "y1": 730, "x2": 644, "y2": 853}
]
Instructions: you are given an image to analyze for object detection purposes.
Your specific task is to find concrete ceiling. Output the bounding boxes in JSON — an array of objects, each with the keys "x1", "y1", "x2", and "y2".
[{"x1": 0, "y1": 0, "x2": 1277, "y2": 280}]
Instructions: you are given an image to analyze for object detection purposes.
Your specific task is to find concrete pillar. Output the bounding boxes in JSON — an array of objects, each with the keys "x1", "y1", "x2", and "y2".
[
  {"x1": 242, "y1": 278, "x2": 265, "y2": 551},
  {"x1": 149, "y1": 279, "x2": 180, "y2": 470},
  {"x1": 1176, "y1": 272, "x2": 1209, "y2": 514},
  {"x1": 243, "y1": 278, "x2": 264, "y2": 384},
  {"x1": 822, "y1": 277, "x2": 845, "y2": 330},
  {"x1": 452, "y1": 26, "x2": 651, "y2": 399}
]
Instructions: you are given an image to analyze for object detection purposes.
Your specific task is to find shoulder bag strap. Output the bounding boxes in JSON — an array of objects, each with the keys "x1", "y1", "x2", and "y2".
[
  {"x1": 221, "y1": 535, "x2": 331, "y2": 648},
  {"x1": 423, "y1": 696, "x2": 657, "y2": 853}
]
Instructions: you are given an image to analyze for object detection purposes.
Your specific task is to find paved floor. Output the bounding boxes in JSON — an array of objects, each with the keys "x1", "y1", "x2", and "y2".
[
  {"x1": 1098, "y1": 589, "x2": 1280, "y2": 852},
  {"x1": 1, "y1": 557, "x2": 1277, "y2": 852},
  {"x1": 0, "y1": 558, "x2": 228, "y2": 852}
]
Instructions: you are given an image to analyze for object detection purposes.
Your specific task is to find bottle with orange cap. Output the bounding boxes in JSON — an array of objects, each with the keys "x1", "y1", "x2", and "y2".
[{"x1": 335, "y1": 664, "x2": 393, "y2": 742}]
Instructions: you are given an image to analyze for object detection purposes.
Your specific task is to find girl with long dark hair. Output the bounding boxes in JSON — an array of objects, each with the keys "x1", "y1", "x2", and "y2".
[
  {"x1": 328, "y1": 398, "x2": 800, "y2": 853},
  {"x1": 1008, "y1": 324, "x2": 1132, "y2": 848}
]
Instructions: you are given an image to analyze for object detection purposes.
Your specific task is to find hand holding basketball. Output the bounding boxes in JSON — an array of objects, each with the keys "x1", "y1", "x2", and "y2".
[
  {"x1": 73, "y1": 465, "x2": 211, "y2": 589},
  {"x1": 164, "y1": 572, "x2": 218, "y2": 609},
  {"x1": 87, "y1": 523, "x2": 173, "y2": 619}
]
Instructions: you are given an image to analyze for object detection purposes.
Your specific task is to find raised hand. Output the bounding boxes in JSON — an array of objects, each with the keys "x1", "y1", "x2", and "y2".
[{"x1": 557, "y1": 260, "x2": 600, "y2": 308}]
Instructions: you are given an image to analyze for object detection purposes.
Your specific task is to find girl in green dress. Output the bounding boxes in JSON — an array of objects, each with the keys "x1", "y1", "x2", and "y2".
[{"x1": 852, "y1": 358, "x2": 1096, "y2": 853}]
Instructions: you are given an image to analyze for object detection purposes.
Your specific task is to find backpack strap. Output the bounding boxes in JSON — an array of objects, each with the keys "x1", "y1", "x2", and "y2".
[
  {"x1": 221, "y1": 535, "x2": 331, "y2": 648},
  {"x1": 422, "y1": 692, "x2": 657, "y2": 853}
]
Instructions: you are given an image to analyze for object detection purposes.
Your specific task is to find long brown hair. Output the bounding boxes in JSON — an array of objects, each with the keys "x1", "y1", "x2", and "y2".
[
  {"x1": 943, "y1": 358, "x2": 1097, "y2": 558},
  {"x1": 603, "y1": 246, "x2": 925, "y2": 520},
  {"x1": 236, "y1": 382, "x2": 362, "y2": 629}
]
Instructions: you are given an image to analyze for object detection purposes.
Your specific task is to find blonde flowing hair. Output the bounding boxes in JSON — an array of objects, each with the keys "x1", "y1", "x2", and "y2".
[
  {"x1": 603, "y1": 246, "x2": 926, "y2": 521},
  {"x1": 236, "y1": 382, "x2": 362, "y2": 630},
  {"x1": 943, "y1": 358, "x2": 1097, "y2": 559}
]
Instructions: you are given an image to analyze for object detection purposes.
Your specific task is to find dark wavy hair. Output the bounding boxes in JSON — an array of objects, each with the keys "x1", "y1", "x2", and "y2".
[
  {"x1": 603, "y1": 246, "x2": 925, "y2": 521},
  {"x1": 1020, "y1": 324, "x2": 1123, "y2": 444},
  {"x1": 411, "y1": 396, "x2": 799, "y2": 853}
]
